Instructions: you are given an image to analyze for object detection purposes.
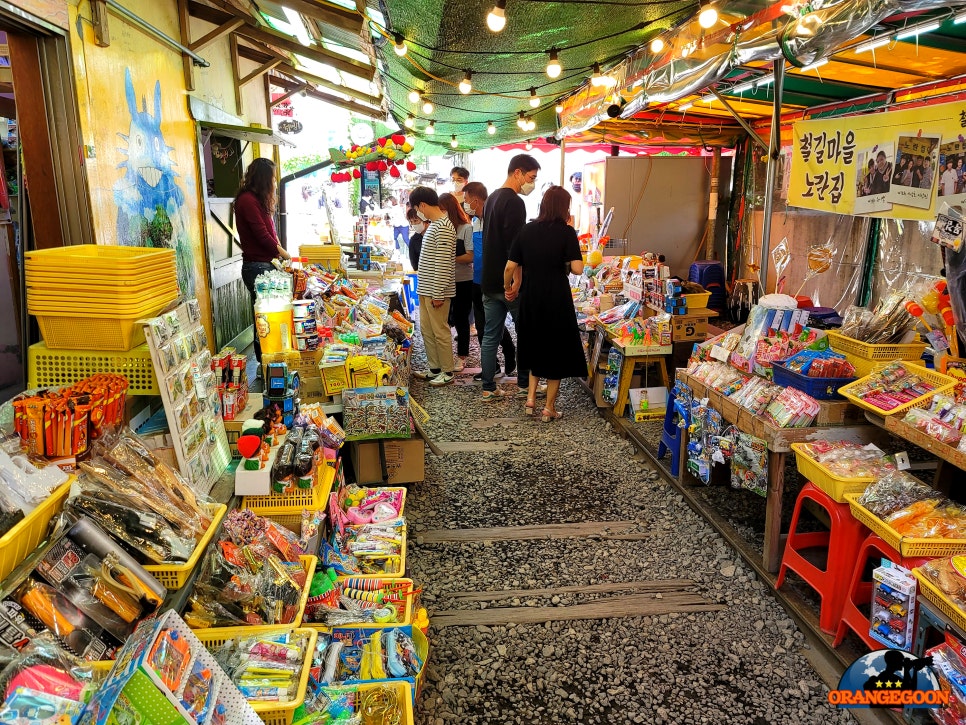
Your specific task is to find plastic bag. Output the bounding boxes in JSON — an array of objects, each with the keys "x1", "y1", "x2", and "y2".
[{"x1": 856, "y1": 470, "x2": 937, "y2": 517}]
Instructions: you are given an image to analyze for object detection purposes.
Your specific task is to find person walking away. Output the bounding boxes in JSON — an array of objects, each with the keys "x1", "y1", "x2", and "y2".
[
  {"x1": 438, "y1": 192, "x2": 474, "y2": 372},
  {"x1": 504, "y1": 186, "x2": 586, "y2": 420},
  {"x1": 406, "y1": 206, "x2": 425, "y2": 271},
  {"x1": 480, "y1": 154, "x2": 541, "y2": 401},
  {"x1": 451, "y1": 166, "x2": 469, "y2": 204},
  {"x1": 464, "y1": 182, "x2": 515, "y2": 381},
  {"x1": 410, "y1": 186, "x2": 457, "y2": 386},
  {"x1": 235, "y1": 157, "x2": 291, "y2": 369}
]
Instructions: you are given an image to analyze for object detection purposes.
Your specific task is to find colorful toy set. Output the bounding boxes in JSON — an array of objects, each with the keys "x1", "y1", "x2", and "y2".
[{"x1": 869, "y1": 564, "x2": 917, "y2": 651}]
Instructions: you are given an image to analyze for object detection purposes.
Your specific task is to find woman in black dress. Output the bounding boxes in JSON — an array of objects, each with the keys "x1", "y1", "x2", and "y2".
[{"x1": 504, "y1": 186, "x2": 586, "y2": 421}]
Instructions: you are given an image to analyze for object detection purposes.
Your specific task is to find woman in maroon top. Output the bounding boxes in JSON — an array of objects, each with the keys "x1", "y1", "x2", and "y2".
[{"x1": 235, "y1": 158, "x2": 290, "y2": 364}]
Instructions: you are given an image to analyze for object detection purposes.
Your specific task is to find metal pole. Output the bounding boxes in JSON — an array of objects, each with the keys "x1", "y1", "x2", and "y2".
[
  {"x1": 759, "y1": 60, "x2": 784, "y2": 293},
  {"x1": 559, "y1": 136, "x2": 566, "y2": 187},
  {"x1": 106, "y1": 0, "x2": 210, "y2": 67},
  {"x1": 705, "y1": 147, "x2": 720, "y2": 260},
  {"x1": 710, "y1": 89, "x2": 768, "y2": 151}
]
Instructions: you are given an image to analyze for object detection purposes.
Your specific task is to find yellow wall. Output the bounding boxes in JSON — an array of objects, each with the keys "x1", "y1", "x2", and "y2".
[{"x1": 66, "y1": 0, "x2": 270, "y2": 344}]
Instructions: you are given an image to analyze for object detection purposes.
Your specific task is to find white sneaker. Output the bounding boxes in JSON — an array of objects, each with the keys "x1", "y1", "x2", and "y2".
[
  {"x1": 429, "y1": 372, "x2": 454, "y2": 386},
  {"x1": 412, "y1": 370, "x2": 438, "y2": 380}
]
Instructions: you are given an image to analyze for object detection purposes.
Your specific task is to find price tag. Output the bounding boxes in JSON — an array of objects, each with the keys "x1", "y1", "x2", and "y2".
[
  {"x1": 926, "y1": 329, "x2": 951, "y2": 354},
  {"x1": 932, "y1": 213, "x2": 964, "y2": 252},
  {"x1": 894, "y1": 451, "x2": 911, "y2": 471}
]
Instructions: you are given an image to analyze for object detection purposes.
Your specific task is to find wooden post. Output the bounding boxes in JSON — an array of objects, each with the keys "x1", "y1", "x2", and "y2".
[
  {"x1": 229, "y1": 33, "x2": 241, "y2": 116},
  {"x1": 90, "y1": 0, "x2": 110, "y2": 46},
  {"x1": 239, "y1": 58, "x2": 281, "y2": 86},
  {"x1": 763, "y1": 449, "x2": 786, "y2": 573},
  {"x1": 176, "y1": 0, "x2": 194, "y2": 91},
  {"x1": 705, "y1": 147, "x2": 720, "y2": 260}
]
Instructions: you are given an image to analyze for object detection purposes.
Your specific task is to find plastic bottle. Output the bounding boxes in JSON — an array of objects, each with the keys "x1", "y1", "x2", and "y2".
[{"x1": 253, "y1": 271, "x2": 294, "y2": 354}]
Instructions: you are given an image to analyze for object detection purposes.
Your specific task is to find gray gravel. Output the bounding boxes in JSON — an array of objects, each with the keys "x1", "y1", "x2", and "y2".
[{"x1": 403, "y1": 330, "x2": 855, "y2": 725}]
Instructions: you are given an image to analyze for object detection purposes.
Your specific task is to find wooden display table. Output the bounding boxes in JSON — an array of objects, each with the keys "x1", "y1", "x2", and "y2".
[
  {"x1": 677, "y1": 371, "x2": 875, "y2": 573},
  {"x1": 587, "y1": 323, "x2": 672, "y2": 417}
]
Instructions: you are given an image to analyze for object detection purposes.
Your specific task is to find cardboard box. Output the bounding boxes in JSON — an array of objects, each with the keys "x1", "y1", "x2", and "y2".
[
  {"x1": 672, "y1": 317, "x2": 708, "y2": 343},
  {"x1": 235, "y1": 445, "x2": 276, "y2": 496},
  {"x1": 350, "y1": 438, "x2": 425, "y2": 485}
]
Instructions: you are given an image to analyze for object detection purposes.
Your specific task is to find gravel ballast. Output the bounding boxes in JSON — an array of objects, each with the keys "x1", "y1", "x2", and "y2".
[{"x1": 401, "y1": 338, "x2": 856, "y2": 725}]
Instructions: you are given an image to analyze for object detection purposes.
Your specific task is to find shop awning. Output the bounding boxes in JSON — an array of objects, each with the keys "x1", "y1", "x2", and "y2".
[{"x1": 199, "y1": 122, "x2": 294, "y2": 147}]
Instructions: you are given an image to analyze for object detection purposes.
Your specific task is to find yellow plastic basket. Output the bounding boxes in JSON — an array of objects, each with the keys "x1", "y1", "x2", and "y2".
[
  {"x1": 844, "y1": 493, "x2": 966, "y2": 557},
  {"x1": 25, "y1": 245, "x2": 176, "y2": 269},
  {"x1": 337, "y1": 486, "x2": 407, "y2": 517},
  {"x1": 188, "y1": 555, "x2": 317, "y2": 630},
  {"x1": 825, "y1": 330, "x2": 926, "y2": 377},
  {"x1": 143, "y1": 504, "x2": 227, "y2": 590},
  {"x1": 790, "y1": 443, "x2": 875, "y2": 503},
  {"x1": 25, "y1": 267, "x2": 175, "y2": 289},
  {"x1": 341, "y1": 525, "x2": 407, "y2": 580},
  {"x1": 325, "y1": 682, "x2": 415, "y2": 724},
  {"x1": 27, "y1": 342, "x2": 160, "y2": 395},
  {"x1": 242, "y1": 463, "x2": 337, "y2": 525},
  {"x1": 192, "y1": 626, "x2": 318, "y2": 725},
  {"x1": 839, "y1": 362, "x2": 957, "y2": 417},
  {"x1": 27, "y1": 289, "x2": 178, "y2": 316},
  {"x1": 683, "y1": 292, "x2": 711, "y2": 309},
  {"x1": 303, "y1": 578, "x2": 415, "y2": 631},
  {"x1": 914, "y1": 569, "x2": 966, "y2": 633},
  {"x1": 37, "y1": 315, "x2": 146, "y2": 352},
  {"x1": 0, "y1": 477, "x2": 73, "y2": 583}
]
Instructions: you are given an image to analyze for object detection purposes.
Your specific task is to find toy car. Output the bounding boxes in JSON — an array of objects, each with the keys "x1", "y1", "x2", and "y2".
[{"x1": 889, "y1": 602, "x2": 908, "y2": 618}]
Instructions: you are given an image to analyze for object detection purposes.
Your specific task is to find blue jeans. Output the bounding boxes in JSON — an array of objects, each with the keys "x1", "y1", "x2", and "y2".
[{"x1": 481, "y1": 292, "x2": 528, "y2": 391}]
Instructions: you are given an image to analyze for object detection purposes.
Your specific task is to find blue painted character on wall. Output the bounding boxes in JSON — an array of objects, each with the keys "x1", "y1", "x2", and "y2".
[{"x1": 114, "y1": 68, "x2": 195, "y2": 296}]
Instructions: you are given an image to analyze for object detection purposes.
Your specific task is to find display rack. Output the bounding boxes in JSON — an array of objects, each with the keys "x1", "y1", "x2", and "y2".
[{"x1": 141, "y1": 300, "x2": 231, "y2": 493}]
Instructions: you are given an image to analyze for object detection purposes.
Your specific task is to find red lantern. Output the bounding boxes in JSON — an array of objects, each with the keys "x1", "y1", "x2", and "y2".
[
  {"x1": 406, "y1": 161, "x2": 417, "y2": 171},
  {"x1": 389, "y1": 165, "x2": 401, "y2": 178},
  {"x1": 391, "y1": 134, "x2": 406, "y2": 145},
  {"x1": 395, "y1": 159, "x2": 405, "y2": 165},
  {"x1": 366, "y1": 161, "x2": 378, "y2": 172},
  {"x1": 377, "y1": 137, "x2": 387, "y2": 147},
  {"x1": 377, "y1": 160, "x2": 388, "y2": 172},
  {"x1": 352, "y1": 168, "x2": 361, "y2": 178},
  {"x1": 330, "y1": 173, "x2": 338, "y2": 182}
]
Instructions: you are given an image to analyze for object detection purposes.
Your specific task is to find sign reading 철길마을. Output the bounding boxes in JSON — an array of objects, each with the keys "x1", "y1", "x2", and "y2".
[{"x1": 788, "y1": 100, "x2": 966, "y2": 221}]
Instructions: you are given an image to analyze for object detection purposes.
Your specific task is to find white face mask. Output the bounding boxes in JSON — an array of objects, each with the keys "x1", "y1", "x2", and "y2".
[
  {"x1": 462, "y1": 202, "x2": 475, "y2": 215},
  {"x1": 453, "y1": 181, "x2": 466, "y2": 192},
  {"x1": 416, "y1": 210, "x2": 428, "y2": 222},
  {"x1": 520, "y1": 181, "x2": 536, "y2": 196}
]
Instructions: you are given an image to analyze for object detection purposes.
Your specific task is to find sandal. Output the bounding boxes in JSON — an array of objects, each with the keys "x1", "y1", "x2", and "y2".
[
  {"x1": 525, "y1": 399, "x2": 536, "y2": 416},
  {"x1": 541, "y1": 408, "x2": 563, "y2": 422}
]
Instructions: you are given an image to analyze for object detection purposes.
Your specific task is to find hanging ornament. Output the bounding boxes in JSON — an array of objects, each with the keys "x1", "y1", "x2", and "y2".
[
  {"x1": 406, "y1": 160, "x2": 417, "y2": 171},
  {"x1": 377, "y1": 160, "x2": 388, "y2": 172},
  {"x1": 391, "y1": 134, "x2": 406, "y2": 145},
  {"x1": 352, "y1": 168, "x2": 361, "y2": 179},
  {"x1": 389, "y1": 165, "x2": 401, "y2": 178}
]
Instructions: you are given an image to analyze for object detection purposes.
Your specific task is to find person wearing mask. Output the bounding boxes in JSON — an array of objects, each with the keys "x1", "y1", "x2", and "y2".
[
  {"x1": 406, "y1": 206, "x2": 424, "y2": 271},
  {"x1": 480, "y1": 154, "x2": 541, "y2": 401},
  {"x1": 410, "y1": 186, "x2": 457, "y2": 386},
  {"x1": 505, "y1": 186, "x2": 586, "y2": 421},
  {"x1": 438, "y1": 192, "x2": 474, "y2": 372},
  {"x1": 450, "y1": 166, "x2": 469, "y2": 203},
  {"x1": 464, "y1": 182, "x2": 515, "y2": 381},
  {"x1": 235, "y1": 157, "x2": 291, "y2": 368}
]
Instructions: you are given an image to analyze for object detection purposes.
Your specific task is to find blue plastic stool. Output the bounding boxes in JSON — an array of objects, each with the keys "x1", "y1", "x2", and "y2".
[
  {"x1": 407, "y1": 273, "x2": 419, "y2": 306},
  {"x1": 657, "y1": 396, "x2": 685, "y2": 477},
  {"x1": 401, "y1": 277, "x2": 416, "y2": 315}
]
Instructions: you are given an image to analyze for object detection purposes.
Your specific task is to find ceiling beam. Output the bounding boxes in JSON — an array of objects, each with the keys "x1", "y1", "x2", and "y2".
[
  {"x1": 240, "y1": 57, "x2": 282, "y2": 85},
  {"x1": 236, "y1": 42, "x2": 380, "y2": 106},
  {"x1": 270, "y1": 73, "x2": 383, "y2": 119},
  {"x1": 829, "y1": 55, "x2": 945, "y2": 81},
  {"x1": 187, "y1": 0, "x2": 373, "y2": 80},
  {"x1": 274, "y1": 0, "x2": 361, "y2": 34},
  {"x1": 188, "y1": 16, "x2": 244, "y2": 52}
]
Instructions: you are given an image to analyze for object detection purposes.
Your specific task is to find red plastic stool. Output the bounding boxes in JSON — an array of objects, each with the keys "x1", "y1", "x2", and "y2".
[
  {"x1": 832, "y1": 533, "x2": 931, "y2": 649},
  {"x1": 775, "y1": 483, "x2": 868, "y2": 635}
]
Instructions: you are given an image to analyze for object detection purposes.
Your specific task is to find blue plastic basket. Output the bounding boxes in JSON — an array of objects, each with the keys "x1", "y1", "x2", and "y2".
[{"x1": 771, "y1": 360, "x2": 855, "y2": 401}]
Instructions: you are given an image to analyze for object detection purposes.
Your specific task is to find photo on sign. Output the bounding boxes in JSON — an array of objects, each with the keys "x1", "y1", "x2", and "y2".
[
  {"x1": 887, "y1": 133, "x2": 941, "y2": 209},
  {"x1": 937, "y1": 139, "x2": 966, "y2": 208},
  {"x1": 853, "y1": 143, "x2": 894, "y2": 214}
]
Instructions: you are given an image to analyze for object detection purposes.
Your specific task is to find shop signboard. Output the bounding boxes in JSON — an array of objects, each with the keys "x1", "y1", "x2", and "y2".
[{"x1": 788, "y1": 99, "x2": 966, "y2": 221}]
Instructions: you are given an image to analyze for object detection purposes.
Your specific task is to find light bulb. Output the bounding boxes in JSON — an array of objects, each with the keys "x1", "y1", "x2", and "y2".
[
  {"x1": 406, "y1": 135, "x2": 416, "y2": 146},
  {"x1": 393, "y1": 33, "x2": 407, "y2": 56},
  {"x1": 650, "y1": 38, "x2": 664, "y2": 53},
  {"x1": 546, "y1": 49, "x2": 561, "y2": 78},
  {"x1": 404, "y1": 114, "x2": 415, "y2": 129},
  {"x1": 698, "y1": 5, "x2": 718, "y2": 29},
  {"x1": 408, "y1": 89, "x2": 420, "y2": 104},
  {"x1": 487, "y1": 0, "x2": 506, "y2": 32},
  {"x1": 555, "y1": 103, "x2": 564, "y2": 114},
  {"x1": 529, "y1": 88, "x2": 540, "y2": 108},
  {"x1": 525, "y1": 141, "x2": 533, "y2": 150},
  {"x1": 459, "y1": 71, "x2": 472, "y2": 94},
  {"x1": 426, "y1": 122, "x2": 435, "y2": 135},
  {"x1": 422, "y1": 99, "x2": 434, "y2": 114},
  {"x1": 487, "y1": 121, "x2": 496, "y2": 135},
  {"x1": 526, "y1": 118, "x2": 536, "y2": 131},
  {"x1": 451, "y1": 135, "x2": 458, "y2": 148},
  {"x1": 590, "y1": 63, "x2": 615, "y2": 87},
  {"x1": 517, "y1": 112, "x2": 526, "y2": 129}
]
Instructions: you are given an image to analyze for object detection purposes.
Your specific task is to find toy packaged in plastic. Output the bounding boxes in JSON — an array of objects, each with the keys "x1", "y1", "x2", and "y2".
[{"x1": 868, "y1": 564, "x2": 916, "y2": 651}]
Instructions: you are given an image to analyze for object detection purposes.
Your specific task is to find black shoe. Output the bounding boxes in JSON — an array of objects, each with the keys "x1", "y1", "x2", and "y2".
[
  {"x1": 504, "y1": 363, "x2": 516, "y2": 377},
  {"x1": 473, "y1": 372, "x2": 483, "y2": 382}
]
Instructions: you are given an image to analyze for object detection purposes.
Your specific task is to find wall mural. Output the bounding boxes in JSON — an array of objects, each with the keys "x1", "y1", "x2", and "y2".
[{"x1": 113, "y1": 68, "x2": 195, "y2": 297}]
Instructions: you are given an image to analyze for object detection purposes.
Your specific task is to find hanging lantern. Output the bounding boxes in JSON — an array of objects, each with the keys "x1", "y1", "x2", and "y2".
[
  {"x1": 352, "y1": 168, "x2": 361, "y2": 178},
  {"x1": 405, "y1": 160, "x2": 417, "y2": 171},
  {"x1": 377, "y1": 160, "x2": 388, "y2": 172},
  {"x1": 389, "y1": 165, "x2": 401, "y2": 178},
  {"x1": 391, "y1": 134, "x2": 406, "y2": 145}
]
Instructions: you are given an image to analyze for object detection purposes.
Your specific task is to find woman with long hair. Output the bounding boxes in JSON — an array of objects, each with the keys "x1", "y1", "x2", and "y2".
[
  {"x1": 438, "y1": 192, "x2": 474, "y2": 372},
  {"x1": 504, "y1": 186, "x2": 585, "y2": 421},
  {"x1": 235, "y1": 157, "x2": 290, "y2": 366}
]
